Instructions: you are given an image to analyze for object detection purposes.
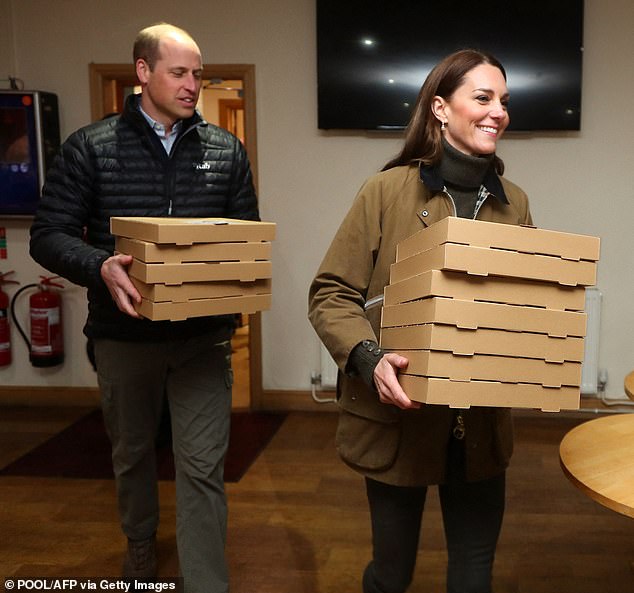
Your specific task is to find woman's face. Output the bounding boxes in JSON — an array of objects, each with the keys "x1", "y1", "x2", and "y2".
[{"x1": 433, "y1": 63, "x2": 510, "y2": 156}]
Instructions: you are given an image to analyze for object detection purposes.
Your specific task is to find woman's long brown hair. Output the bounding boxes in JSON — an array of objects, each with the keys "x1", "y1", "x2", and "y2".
[{"x1": 382, "y1": 49, "x2": 507, "y2": 175}]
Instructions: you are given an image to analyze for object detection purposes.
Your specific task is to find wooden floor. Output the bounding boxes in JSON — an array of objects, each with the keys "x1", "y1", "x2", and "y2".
[{"x1": 1, "y1": 406, "x2": 633, "y2": 592}]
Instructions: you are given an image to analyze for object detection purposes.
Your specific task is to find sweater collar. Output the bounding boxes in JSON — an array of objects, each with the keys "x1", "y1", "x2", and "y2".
[
  {"x1": 439, "y1": 138, "x2": 493, "y2": 189},
  {"x1": 419, "y1": 150, "x2": 509, "y2": 205}
]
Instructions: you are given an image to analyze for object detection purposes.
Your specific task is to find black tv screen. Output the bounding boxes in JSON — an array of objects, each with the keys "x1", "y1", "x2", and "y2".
[{"x1": 317, "y1": 0, "x2": 584, "y2": 132}]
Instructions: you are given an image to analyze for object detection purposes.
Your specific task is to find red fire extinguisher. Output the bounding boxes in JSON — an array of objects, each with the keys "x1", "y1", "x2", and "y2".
[
  {"x1": 10, "y1": 275, "x2": 65, "y2": 367},
  {"x1": 0, "y1": 270, "x2": 20, "y2": 367}
]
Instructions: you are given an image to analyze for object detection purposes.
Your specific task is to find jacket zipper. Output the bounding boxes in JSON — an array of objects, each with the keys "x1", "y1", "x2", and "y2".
[
  {"x1": 443, "y1": 187, "x2": 492, "y2": 220},
  {"x1": 442, "y1": 188, "x2": 458, "y2": 216},
  {"x1": 165, "y1": 120, "x2": 205, "y2": 216}
]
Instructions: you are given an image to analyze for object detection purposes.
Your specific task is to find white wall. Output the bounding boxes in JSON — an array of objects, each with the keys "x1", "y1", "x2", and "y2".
[{"x1": 0, "y1": 0, "x2": 632, "y2": 399}]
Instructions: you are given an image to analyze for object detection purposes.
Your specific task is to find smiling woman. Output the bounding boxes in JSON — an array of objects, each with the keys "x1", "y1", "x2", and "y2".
[{"x1": 308, "y1": 48, "x2": 533, "y2": 593}]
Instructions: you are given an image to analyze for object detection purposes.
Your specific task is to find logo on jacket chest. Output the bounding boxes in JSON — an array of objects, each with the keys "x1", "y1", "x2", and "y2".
[{"x1": 195, "y1": 161, "x2": 212, "y2": 170}]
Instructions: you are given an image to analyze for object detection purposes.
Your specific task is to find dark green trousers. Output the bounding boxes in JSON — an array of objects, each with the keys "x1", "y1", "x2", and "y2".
[{"x1": 94, "y1": 330, "x2": 233, "y2": 593}]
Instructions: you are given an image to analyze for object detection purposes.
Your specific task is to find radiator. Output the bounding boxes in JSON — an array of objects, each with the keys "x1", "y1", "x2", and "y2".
[
  {"x1": 320, "y1": 343, "x2": 339, "y2": 388},
  {"x1": 580, "y1": 287, "x2": 602, "y2": 395}
]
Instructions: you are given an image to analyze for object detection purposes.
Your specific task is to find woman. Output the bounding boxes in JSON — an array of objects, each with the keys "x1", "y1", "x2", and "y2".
[{"x1": 308, "y1": 49, "x2": 533, "y2": 593}]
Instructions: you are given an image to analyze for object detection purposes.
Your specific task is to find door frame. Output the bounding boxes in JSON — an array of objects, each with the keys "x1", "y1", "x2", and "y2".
[
  {"x1": 88, "y1": 62, "x2": 264, "y2": 409},
  {"x1": 218, "y1": 98, "x2": 245, "y2": 142}
]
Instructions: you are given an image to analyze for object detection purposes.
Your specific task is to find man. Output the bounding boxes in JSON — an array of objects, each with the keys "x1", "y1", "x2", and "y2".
[{"x1": 30, "y1": 23, "x2": 259, "y2": 593}]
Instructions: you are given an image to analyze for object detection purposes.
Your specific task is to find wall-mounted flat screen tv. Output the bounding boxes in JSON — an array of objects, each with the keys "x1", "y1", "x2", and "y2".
[{"x1": 317, "y1": 0, "x2": 584, "y2": 132}]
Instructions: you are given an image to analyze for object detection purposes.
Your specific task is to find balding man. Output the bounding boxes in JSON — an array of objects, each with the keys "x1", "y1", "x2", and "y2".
[{"x1": 30, "y1": 23, "x2": 259, "y2": 593}]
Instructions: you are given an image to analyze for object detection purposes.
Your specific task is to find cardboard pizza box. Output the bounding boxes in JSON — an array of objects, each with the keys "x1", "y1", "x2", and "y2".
[
  {"x1": 390, "y1": 349, "x2": 581, "y2": 388},
  {"x1": 116, "y1": 236, "x2": 271, "y2": 264},
  {"x1": 111, "y1": 217, "x2": 276, "y2": 245},
  {"x1": 396, "y1": 217, "x2": 600, "y2": 262},
  {"x1": 379, "y1": 323, "x2": 585, "y2": 363},
  {"x1": 131, "y1": 277, "x2": 272, "y2": 303},
  {"x1": 390, "y1": 242, "x2": 597, "y2": 287},
  {"x1": 135, "y1": 293, "x2": 271, "y2": 321},
  {"x1": 381, "y1": 297, "x2": 587, "y2": 338},
  {"x1": 397, "y1": 375, "x2": 579, "y2": 412},
  {"x1": 383, "y1": 270, "x2": 586, "y2": 311},
  {"x1": 128, "y1": 259, "x2": 271, "y2": 284}
]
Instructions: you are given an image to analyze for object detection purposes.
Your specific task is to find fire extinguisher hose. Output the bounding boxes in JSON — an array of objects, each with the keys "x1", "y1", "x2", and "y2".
[{"x1": 9, "y1": 283, "x2": 39, "y2": 351}]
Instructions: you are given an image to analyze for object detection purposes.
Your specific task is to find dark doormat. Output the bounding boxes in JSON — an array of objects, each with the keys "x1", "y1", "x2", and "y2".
[{"x1": 0, "y1": 409, "x2": 286, "y2": 482}]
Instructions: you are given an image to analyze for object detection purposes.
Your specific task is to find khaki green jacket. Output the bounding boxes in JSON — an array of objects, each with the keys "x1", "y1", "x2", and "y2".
[{"x1": 308, "y1": 163, "x2": 533, "y2": 486}]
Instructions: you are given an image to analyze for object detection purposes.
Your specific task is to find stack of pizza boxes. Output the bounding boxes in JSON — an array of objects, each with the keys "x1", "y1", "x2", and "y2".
[
  {"x1": 110, "y1": 217, "x2": 274, "y2": 321},
  {"x1": 380, "y1": 217, "x2": 600, "y2": 411}
]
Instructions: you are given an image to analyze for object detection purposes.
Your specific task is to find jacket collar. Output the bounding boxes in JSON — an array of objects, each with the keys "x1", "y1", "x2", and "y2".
[
  {"x1": 122, "y1": 93, "x2": 205, "y2": 132},
  {"x1": 419, "y1": 161, "x2": 509, "y2": 205}
]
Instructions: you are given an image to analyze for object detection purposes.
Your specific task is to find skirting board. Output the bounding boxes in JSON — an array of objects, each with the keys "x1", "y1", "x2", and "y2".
[
  {"x1": 1, "y1": 386, "x2": 628, "y2": 416},
  {"x1": 261, "y1": 390, "x2": 338, "y2": 412},
  {"x1": 0, "y1": 386, "x2": 101, "y2": 407},
  {"x1": 0, "y1": 385, "x2": 336, "y2": 412}
]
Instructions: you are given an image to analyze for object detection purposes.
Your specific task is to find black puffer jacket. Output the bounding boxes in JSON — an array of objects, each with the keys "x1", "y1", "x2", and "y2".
[{"x1": 30, "y1": 94, "x2": 259, "y2": 341}]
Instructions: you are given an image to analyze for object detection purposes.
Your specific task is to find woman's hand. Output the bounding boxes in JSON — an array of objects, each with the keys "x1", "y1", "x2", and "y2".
[
  {"x1": 100, "y1": 253, "x2": 143, "y2": 319},
  {"x1": 373, "y1": 352, "x2": 421, "y2": 409}
]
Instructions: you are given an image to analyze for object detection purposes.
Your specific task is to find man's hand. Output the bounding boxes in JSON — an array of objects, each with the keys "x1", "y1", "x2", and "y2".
[
  {"x1": 373, "y1": 352, "x2": 421, "y2": 409},
  {"x1": 100, "y1": 254, "x2": 143, "y2": 319}
]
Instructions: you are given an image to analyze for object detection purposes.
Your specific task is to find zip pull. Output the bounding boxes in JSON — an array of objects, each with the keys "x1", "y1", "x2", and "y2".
[
  {"x1": 473, "y1": 186, "x2": 491, "y2": 220},
  {"x1": 453, "y1": 412, "x2": 466, "y2": 440},
  {"x1": 167, "y1": 200, "x2": 173, "y2": 216}
]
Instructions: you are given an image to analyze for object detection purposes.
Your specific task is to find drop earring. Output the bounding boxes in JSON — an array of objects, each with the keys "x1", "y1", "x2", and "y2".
[{"x1": 440, "y1": 121, "x2": 447, "y2": 131}]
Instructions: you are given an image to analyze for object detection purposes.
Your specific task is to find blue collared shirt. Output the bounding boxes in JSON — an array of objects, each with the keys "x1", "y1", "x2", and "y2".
[{"x1": 138, "y1": 104, "x2": 182, "y2": 155}]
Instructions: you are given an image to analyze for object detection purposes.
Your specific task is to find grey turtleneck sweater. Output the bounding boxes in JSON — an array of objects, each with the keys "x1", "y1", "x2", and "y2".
[{"x1": 438, "y1": 138, "x2": 494, "y2": 218}]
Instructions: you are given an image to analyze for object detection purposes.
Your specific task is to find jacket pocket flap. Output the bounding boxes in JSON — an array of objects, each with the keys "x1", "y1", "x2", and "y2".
[{"x1": 336, "y1": 409, "x2": 400, "y2": 472}]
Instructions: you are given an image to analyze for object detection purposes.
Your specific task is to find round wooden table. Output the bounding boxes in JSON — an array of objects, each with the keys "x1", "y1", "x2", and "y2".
[
  {"x1": 625, "y1": 371, "x2": 634, "y2": 401},
  {"x1": 560, "y1": 413, "x2": 634, "y2": 518}
]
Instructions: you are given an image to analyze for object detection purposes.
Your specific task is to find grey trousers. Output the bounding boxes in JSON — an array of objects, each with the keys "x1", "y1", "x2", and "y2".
[{"x1": 94, "y1": 331, "x2": 233, "y2": 593}]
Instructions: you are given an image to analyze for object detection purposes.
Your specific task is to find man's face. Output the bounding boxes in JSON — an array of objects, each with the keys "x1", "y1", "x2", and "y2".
[{"x1": 136, "y1": 33, "x2": 202, "y2": 129}]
